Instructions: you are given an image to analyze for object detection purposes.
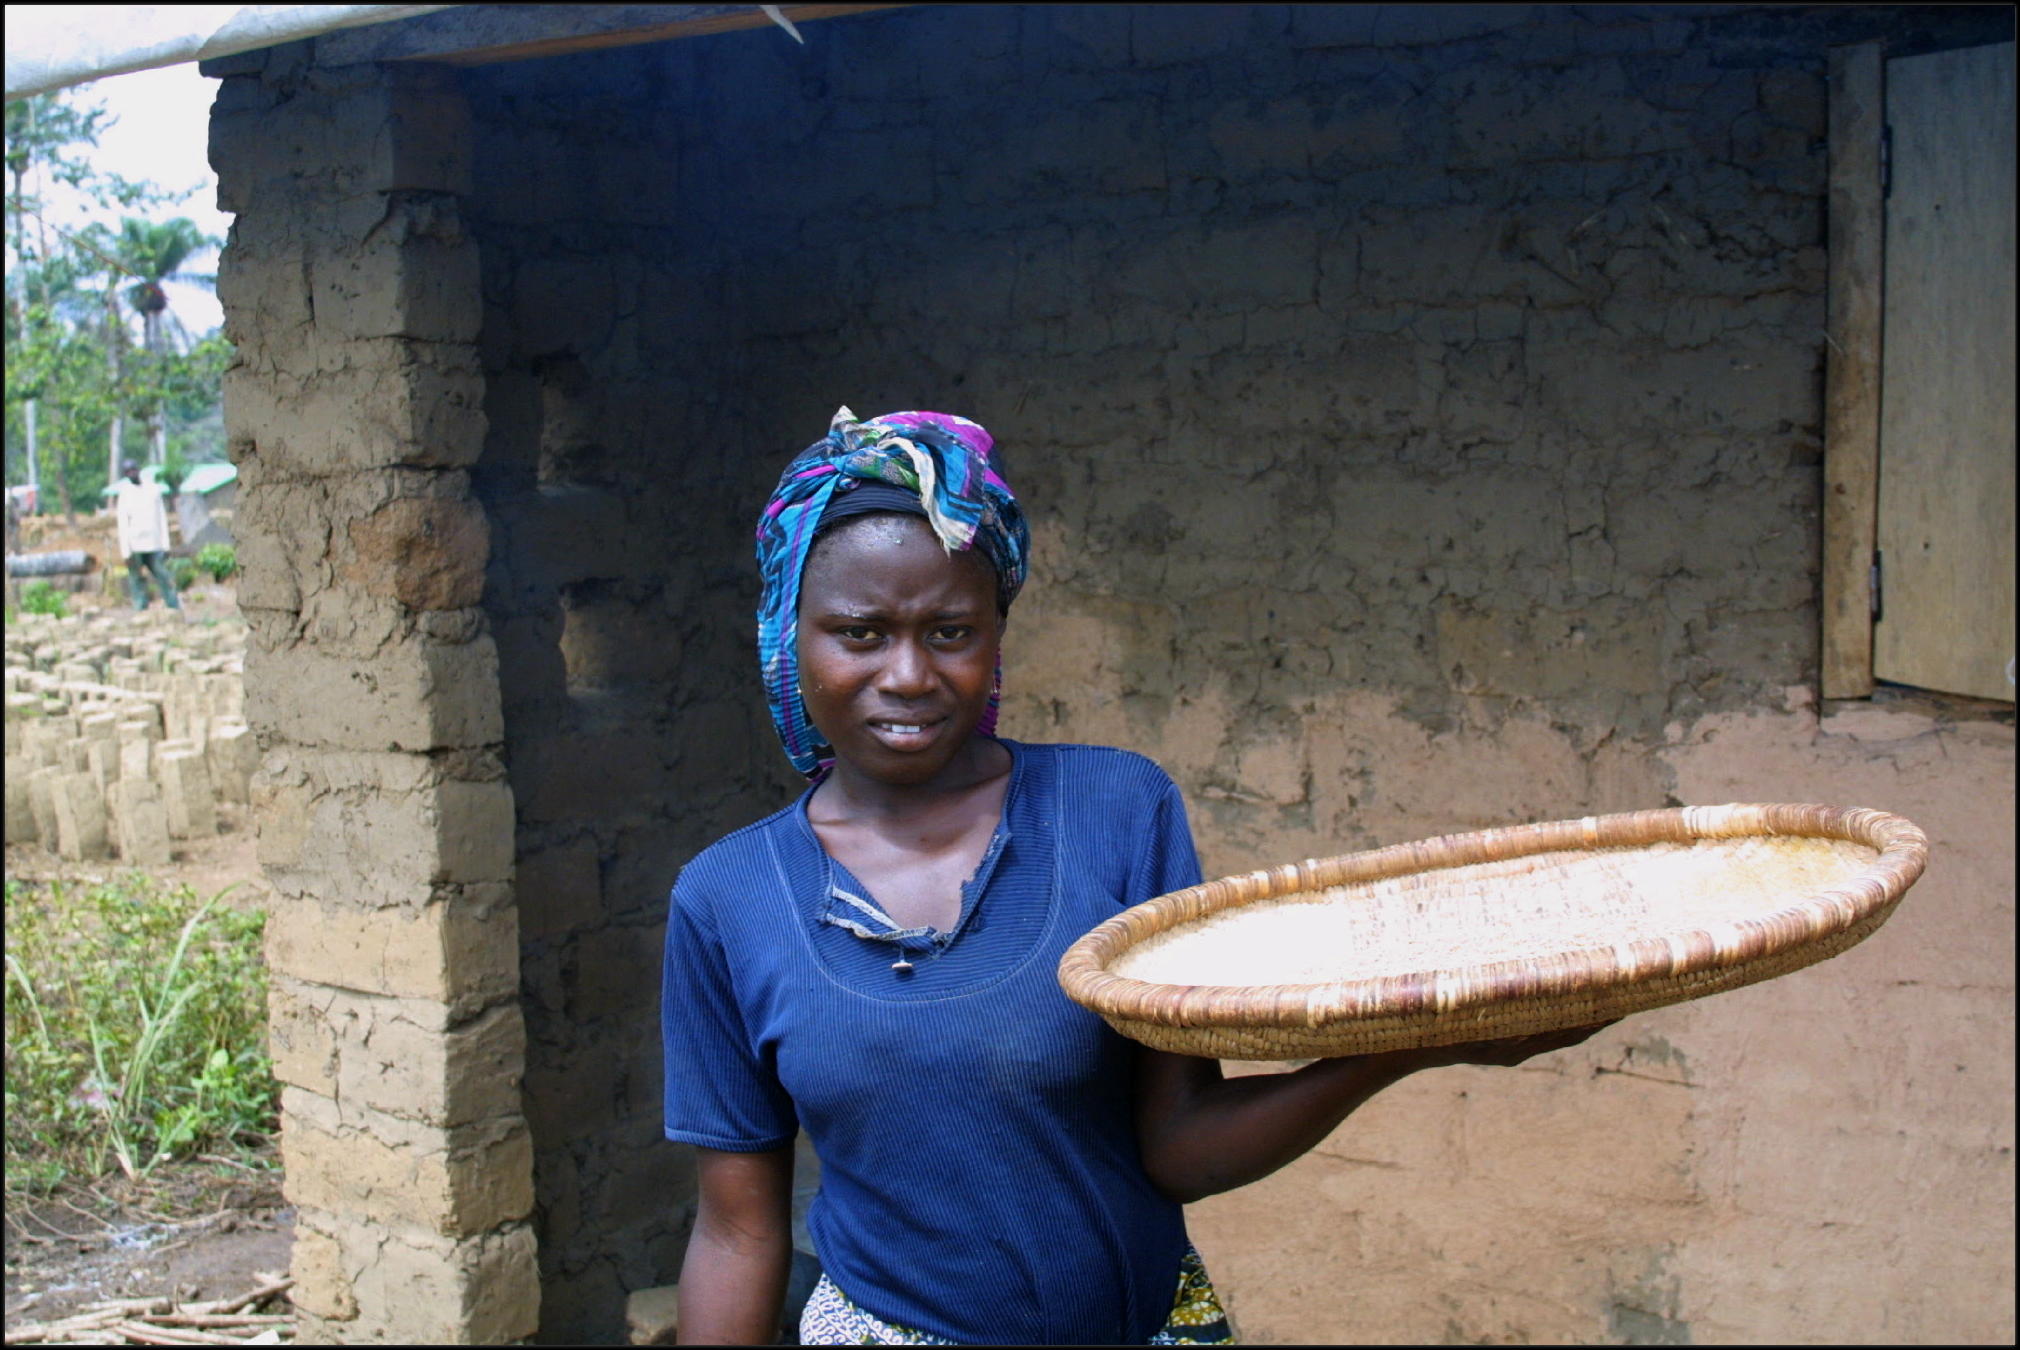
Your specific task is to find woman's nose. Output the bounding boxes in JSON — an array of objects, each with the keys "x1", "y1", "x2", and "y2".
[{"x1": 876, "y1": 637, "x2": 935, "y2": 696}]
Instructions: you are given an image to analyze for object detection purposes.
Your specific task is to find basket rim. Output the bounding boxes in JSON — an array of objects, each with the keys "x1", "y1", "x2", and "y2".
[{"x1": 1056, "y1": 803, "x2": 1929, "y2": 1031}]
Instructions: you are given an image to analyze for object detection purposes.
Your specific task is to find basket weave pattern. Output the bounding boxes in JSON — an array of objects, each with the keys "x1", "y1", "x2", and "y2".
[{"x1": 1057, "y1": 804, "x2": 1928, "y2": 1059}]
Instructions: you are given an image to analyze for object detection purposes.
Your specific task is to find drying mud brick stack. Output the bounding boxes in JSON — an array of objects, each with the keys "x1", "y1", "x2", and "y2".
[{"x1": 4, "y1": 609, "x2": 253, "y2": 868}]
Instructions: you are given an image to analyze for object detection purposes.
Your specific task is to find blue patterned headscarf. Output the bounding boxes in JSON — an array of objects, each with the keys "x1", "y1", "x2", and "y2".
[{"x1": 757, "y1": 406, "x2": 1030, "y2": 779}]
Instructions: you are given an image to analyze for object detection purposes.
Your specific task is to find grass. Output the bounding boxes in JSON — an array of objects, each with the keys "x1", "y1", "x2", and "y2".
[{"x1": 3, "y1": 874, "x2": 277, "y2": 1199}]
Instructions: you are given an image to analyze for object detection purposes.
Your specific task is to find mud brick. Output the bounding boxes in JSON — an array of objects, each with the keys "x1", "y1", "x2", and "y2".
[
  {"x1": 84, "y1": 737, "x2": 120, "y2": 790},
  {"x1": 627, "y1": 1285, "x2": 680, "y2": 1346},
  {"x1": 119, "y1": 737, "x2": 154, "y2": 785},
  {"x1": 29, "y1": 715, "x2": 74, "y2": 766},
  {"x1": 243, "y1": 635, "x2": 502, "y2": 753},
  {"x1": 289, "y1": 1210, "x2": 537, "y2": 1344},
  {"x1": 26, "y1": 766, "x2": 60, "y2": 845},
  {"x1": 118, "y1": 713, "x2": 163, "y2": 743},
  {"x1": 206, "y1": 720, "x2": 257, "y2": 805},
  {"x1": 332, "y1": 999, "x2": 527, "y2": 1128},
  {"x1": 284, "y1": 1220, "x2": 358, "y2": 1323},
  {"x1": 51, "y1": 770, "x2": 111, "y2": 860},
  {"x1": 112, "y1": 778, "x2": 173, "y2": 867},
  {"x1": 280, "y1": 1099, "x2": 533, "y2": 1239},
  {"x1": 158, "y1": 746, "x2": 219, "y2": 839},
  {"x1": 165, "y1": 680, "x2": 211, "y2": 750},
  {"x1": 266, "y1": 897, "x2": 519, "y2": 1017},
  {"x1": 4, "y1": 755, "x2": 37, "y2": 844}
]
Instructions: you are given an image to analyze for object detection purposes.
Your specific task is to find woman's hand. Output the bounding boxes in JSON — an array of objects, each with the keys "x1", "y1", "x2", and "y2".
[
  {"x1": 1133, "y1": 1020, "x2": 1620, "y2": 1204},
  {"x1": 1134, "y1": 1046, "x2": 1430, "y2": 1204},
  {"x1": 1406, "y1": 1019, "x2": 1621, "y2": 1071}
]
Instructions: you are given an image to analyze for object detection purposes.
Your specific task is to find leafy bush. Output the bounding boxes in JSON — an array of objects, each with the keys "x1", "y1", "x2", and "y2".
[
  {"x1": 19, "y1": 579, "x2": 69, "y2": 618},
  {"x1": 195, "y1": 542, "x2": 237, "y2": 582},
  {"x1": 3, "y1": 877, "x2": 276, "y2": 1194},
  {"x1": 166, "y1": 555, "x2": 198, "y2": 591}
]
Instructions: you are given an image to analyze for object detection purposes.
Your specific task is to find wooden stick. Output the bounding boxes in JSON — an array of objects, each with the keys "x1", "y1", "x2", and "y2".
[
  {"x1": 220, "y1": 1275, "x2": 295, "y2": 1314},
  {"x1": 5, "y1": 1310, "x2": 121, "y2": 1344},
  {"x1": 193, "y1": 1276, "x2": 295, "y2": 1316},
  {"x1": 79, "y1": 1297, "x2": 173, "y2": 1316},
  {"x1": 6, "y1": 1205, "x2": 72, "y2": 1240},
  {"x1": 54, "y1": 1194, "x2": 119, "y2": 1232},
  {"x1": 5, "y1": 1308, "x2": 296, "y2": 1346},
  {"x1": 109, "y1": 1321, "x2": 234, "y2": 1346},
  {"x1": 193, "y1": 1153, "x2": 263, "y2": 1173}
]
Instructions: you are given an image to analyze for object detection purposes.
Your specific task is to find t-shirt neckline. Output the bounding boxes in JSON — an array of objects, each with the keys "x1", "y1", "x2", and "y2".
[{"x1": 794, "y1": 737, "x2": 1035, "y2": 975}]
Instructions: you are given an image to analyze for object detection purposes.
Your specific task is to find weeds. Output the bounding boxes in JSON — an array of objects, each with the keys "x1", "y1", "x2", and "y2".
[
  {"x1": 3, "y1": 875, "x2": 276, "y2": 1197},
  {"x1": 18, "y1": 579, "x2": 69, "y2": 618},
  {"x1": 195, "y1": 542, "x2": 238, "y2": 582}
]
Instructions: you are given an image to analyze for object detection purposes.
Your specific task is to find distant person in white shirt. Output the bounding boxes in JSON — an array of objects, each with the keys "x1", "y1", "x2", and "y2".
[{"x1": 110, "y1": 460, "x2": 181, "y2": 612}]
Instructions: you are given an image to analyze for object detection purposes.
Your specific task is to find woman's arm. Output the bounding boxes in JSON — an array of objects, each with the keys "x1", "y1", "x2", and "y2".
[
  {"x1": 1134, "y1": 1026, "x2": 1612, "y2": 1204},
  {"x1": 676, "y1": 1144, "x2": 796, "y2": 1345}
]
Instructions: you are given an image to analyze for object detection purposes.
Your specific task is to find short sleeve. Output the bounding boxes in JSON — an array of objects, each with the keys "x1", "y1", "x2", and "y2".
[
  {"x1": 1123, "y1": 770, "x2": 1204, "y2": 907},
  {"x1": 660, "y1": 875, "x2": 798, "y2": 1150}
]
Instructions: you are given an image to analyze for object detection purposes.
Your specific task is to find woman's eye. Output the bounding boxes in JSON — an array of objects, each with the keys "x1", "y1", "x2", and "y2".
[
  {"x1": 931, "y1": 626, "x2": 973, "y2": 643},
  {"x1": 838, "y1": 626, "x2": 877, "y2": 642}
]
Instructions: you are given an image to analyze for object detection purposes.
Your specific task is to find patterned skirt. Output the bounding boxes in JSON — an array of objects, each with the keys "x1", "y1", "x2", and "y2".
[{"x1": 797, "y1": 1244, "x2": 1235, "y2": 1345}]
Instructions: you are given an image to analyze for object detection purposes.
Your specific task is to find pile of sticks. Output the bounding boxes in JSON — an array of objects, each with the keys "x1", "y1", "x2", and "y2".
[{"x1": 4, "y1": 1273, "x2": 293, "y2": 1345}]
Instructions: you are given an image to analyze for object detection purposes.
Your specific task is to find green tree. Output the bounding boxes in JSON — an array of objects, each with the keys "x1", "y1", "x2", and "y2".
[
  {"x1": 5, "y1": 243, "x2": 125, "y2": 518},
  {"x1": 4, "y1": 92, "x2": 159, "y2": 508},
  {"x1": 115, "y1": 216, "x2": 217, "y2": 467},
  {"x1": 4, "y1": 88, "x2": 223, "y2": 519}
]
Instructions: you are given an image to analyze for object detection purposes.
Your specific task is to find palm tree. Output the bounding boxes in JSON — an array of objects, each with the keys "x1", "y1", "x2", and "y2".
[{"x1": 115, "y1": 216, "x2": 215, "y2": 466}]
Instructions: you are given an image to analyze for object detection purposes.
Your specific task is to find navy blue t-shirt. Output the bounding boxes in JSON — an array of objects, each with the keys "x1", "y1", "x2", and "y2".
[{"x1": 661, "y1": 740, "x2": 1202, "y2": 1344}]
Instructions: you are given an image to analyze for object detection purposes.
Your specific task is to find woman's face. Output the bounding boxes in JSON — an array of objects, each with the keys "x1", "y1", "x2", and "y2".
[{"x1": 796, "y1": 513, "x2": 1004, "y2": 790}]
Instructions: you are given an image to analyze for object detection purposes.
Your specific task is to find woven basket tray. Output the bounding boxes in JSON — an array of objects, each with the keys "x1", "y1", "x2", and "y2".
[{"x1": 1057, "y1": 803, "x2": 1928, "y2": 1059}]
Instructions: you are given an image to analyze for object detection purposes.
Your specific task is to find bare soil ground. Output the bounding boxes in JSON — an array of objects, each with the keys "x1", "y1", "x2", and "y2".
[
  {"x1": 5, "y1": 577, "x2": 296, "y2": 1345},
  {"x1": 3, "y1": 1154, "x2": 292, "y2": 1341}
]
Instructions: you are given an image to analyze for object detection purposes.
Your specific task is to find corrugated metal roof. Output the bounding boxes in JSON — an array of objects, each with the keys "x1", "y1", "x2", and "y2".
[
  {"x1": 4, "y1": 4, "x2": 829, "y2": 102},
  {"x1": 4, "y1": 5, "x2": 458, "y2": 102},
  {"x1": 133, "y1": 462, "x2": 236, "y2": 494},
  {"x1": 179, "y1": 462, "x2": 239, "y2": 496}
]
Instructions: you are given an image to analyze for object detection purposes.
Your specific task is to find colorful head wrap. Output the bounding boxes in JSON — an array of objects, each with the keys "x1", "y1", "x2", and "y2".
[{"x1": 757, "y1": 406, "x2": 1030, "y2": 779}]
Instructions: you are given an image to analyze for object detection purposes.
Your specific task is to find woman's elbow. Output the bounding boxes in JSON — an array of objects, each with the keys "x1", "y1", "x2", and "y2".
[
  {"x1": 1140, "y1": 1146, "x2": 1225, "y2": 1206},
  {"x1": 1157, "y1": 1178, "x2": 1217, "y2": 1205}
]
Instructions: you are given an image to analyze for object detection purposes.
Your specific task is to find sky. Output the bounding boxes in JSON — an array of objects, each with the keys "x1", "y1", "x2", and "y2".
[{"x1": 54, "y1": 61, "x2": 231, "y2": 335}]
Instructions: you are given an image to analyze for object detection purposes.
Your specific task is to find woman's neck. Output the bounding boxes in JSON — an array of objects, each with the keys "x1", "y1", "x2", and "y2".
[{"x1": 812, "y1": 736, "x2": 1012, "y2": 823}]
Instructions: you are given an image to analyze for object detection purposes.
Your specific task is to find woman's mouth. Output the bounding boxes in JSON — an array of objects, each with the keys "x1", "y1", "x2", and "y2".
[{"x1": 868, "y1": 718, "x2": 942, "y2": 750}]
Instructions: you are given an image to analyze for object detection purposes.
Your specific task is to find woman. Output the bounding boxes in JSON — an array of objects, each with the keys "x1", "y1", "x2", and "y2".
[{"x1": 662, "y1": 407, "x2": 1603, "y2": 1345}]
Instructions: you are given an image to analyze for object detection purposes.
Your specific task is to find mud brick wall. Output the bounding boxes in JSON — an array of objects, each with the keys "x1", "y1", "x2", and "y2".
[
  {"x1": 205, "y1": 47, "x2": 537, "y2": 1345},
  {"x1": 461, "y1": 5, "x2": 2009, "y2": 1344},
  {"x1": 618, "y1": 2, "x2": 2007, "y2": 872},
  {"x1": 203, "y1": 4, "x2": 2011, "y2": 1344},
  {"x1": 457, "y1": 54, "x2": 806, "y2": 1339},
  {"x1": 448, "y1": 6, "x2": 2011, "y2": 1345}
]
